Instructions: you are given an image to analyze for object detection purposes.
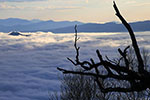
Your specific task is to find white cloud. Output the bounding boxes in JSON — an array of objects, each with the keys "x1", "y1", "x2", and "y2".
[
  {"x1": 0, "y1": 4, "x2": 24, "y2": 9},
  {"x1": 34, "y1": 6, "x2": 83, "y2": 10},
  {"x1": 126, "y1": 1, "x2": 137, "y2": 4},
  {"x1": 125, "y1": 1, "x2": 150, "y2": 7},
  {"x1": 0, "y1": 3, "x2": 82, "y2": 10},
  {"x1": 0, "y1": 0, "x2": 47, "y2": 2},
  {"x1": 133, "y1": 2, "x2": 150, "y2": 6},
  {"x1": 0, "y1": 31, "x2": 150, "y2": 100},
  {"x1": 0, "y1": 3, "x2": 84, "y2": 10}
]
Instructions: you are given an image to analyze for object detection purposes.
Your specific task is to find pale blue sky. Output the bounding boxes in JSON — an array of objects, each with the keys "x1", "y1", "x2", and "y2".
[{"x1": 0, "y1": 0, "x2": 150, "y2": 23}]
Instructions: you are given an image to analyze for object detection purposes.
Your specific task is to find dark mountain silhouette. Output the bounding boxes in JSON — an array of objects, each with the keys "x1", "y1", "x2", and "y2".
[
  {"x1": 50, "y1": 20, "x2": 150, "y2": 33},
  {"x1": 9, "y1": 31, "x2": 30, "y2": 36},
  {"x1": 9, "y1": 31, "x2": 22, "y2": 36}
]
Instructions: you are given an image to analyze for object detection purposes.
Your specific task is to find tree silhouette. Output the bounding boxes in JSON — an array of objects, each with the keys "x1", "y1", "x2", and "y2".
[{"x1": 58, "y1": 1, "x2": 150, "y2": 93}]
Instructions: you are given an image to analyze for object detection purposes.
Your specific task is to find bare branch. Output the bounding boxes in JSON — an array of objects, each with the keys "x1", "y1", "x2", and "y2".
[
  {"x1": 58, "y1": 1, "x2": 150, "y2": 93},
  {"x1": 113, "y1": 1, "x2": 144, "y2": 73}
]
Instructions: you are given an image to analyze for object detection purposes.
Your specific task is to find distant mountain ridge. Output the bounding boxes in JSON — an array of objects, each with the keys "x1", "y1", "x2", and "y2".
[
  {"x1": 0, "y1": 18, "x2": 150, "y2": 33},
  {"x1": 0, "y1": 18, "x2": 83, "y2": 32},
  {"x1": 49, "y1": 20, "x2": 150, "y2": 33},
  {"x1": 0, "y1": 18, "x2": 34, "y2": 26}
]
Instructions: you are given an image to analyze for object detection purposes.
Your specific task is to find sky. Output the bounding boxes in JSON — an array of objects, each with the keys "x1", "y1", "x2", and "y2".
[{"x1": 0, "y1": 0, "x2": 150, "y2": 23}]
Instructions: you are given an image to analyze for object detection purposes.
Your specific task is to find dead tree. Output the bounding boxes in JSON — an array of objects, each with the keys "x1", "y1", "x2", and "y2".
[{"x1": 58, "y1": 1, "x2": 150, "y2": 93}]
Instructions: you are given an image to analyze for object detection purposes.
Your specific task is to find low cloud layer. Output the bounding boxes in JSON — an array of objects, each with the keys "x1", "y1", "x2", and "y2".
[{"x1": 0, "y1": 31, "x2": 150, "y2": 100}]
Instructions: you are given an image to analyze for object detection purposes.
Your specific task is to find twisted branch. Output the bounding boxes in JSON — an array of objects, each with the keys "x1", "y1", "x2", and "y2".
[{"x1": 58, "y1": 1, "x2": 150, "y2": 93}]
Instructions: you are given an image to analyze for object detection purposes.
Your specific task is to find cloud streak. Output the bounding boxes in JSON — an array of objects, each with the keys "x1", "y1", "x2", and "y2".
[
  {"x1": 133, "y1": 2, "x2": 150, "y2": 6},
  {"x1": 0, "y1": 4, "x2": 24, "y2": 9},
  {"x1": 0, "y1": 0, "x2": 47, "y2": 2},
  {"x1": 0, "y1": 3, "x2": 82, "y2": 10},
  {"x1": 35, "y1": 6, "x2": 83, "y2": 10}
]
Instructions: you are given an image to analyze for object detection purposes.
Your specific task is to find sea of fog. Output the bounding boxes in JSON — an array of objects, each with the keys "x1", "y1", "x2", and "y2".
[{"x1": 0, "y1": 31, "x2": 150, "y2": 100}]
